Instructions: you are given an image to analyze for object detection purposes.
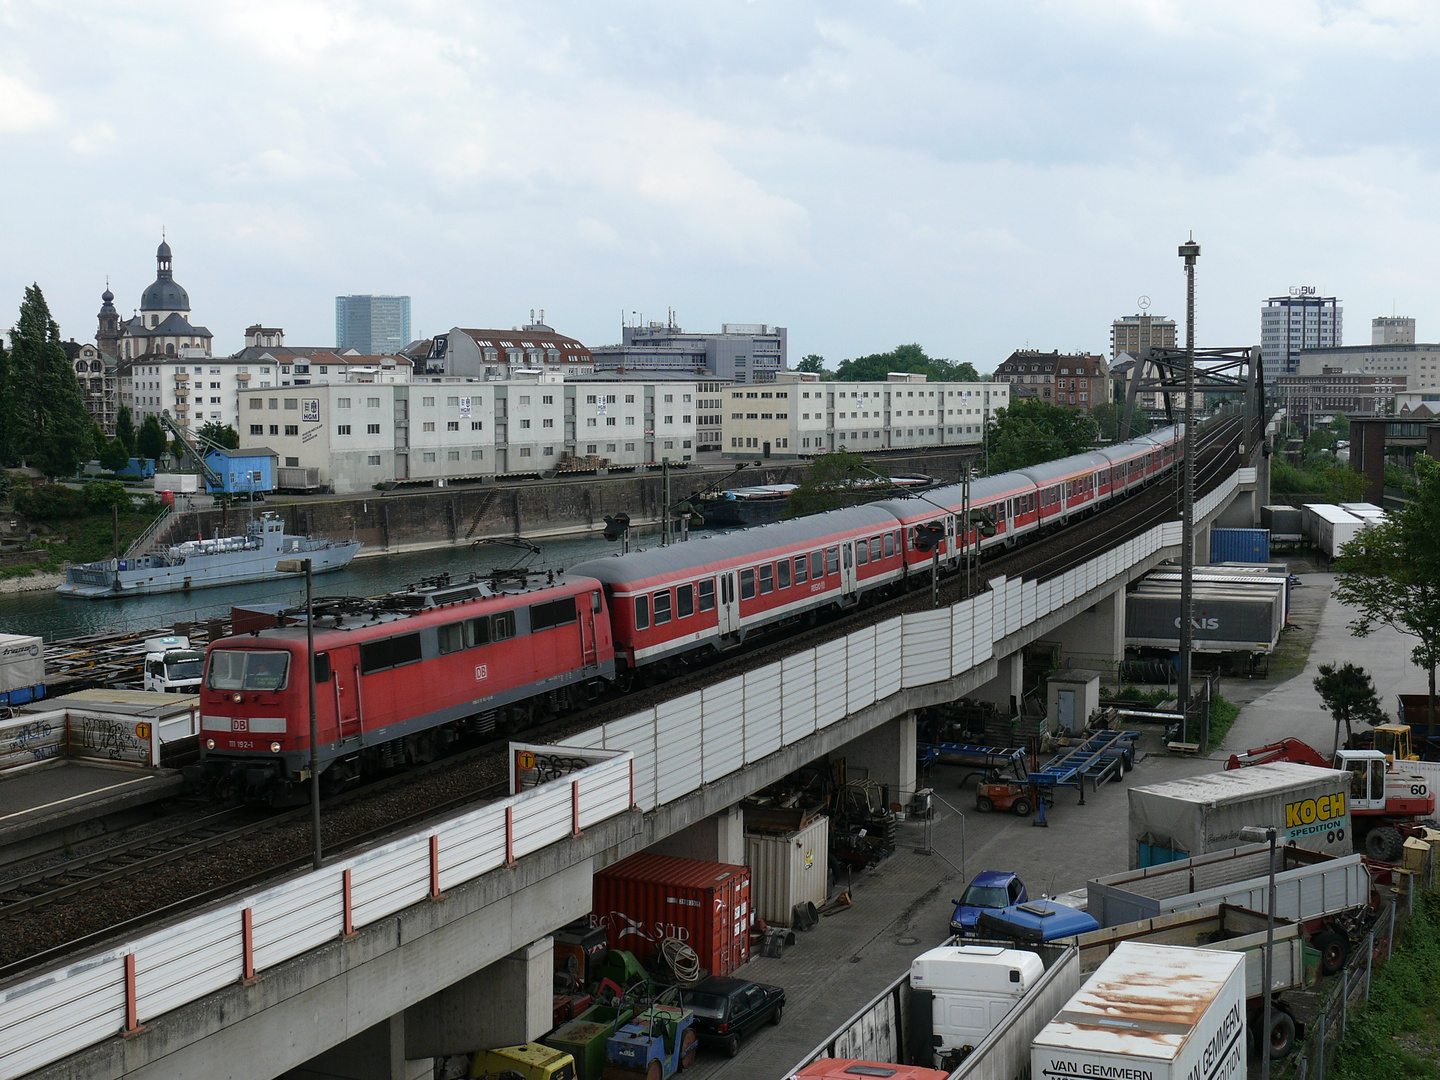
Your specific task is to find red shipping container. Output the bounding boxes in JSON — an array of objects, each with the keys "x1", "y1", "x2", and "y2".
[{"x1": 590, "y1": 853, "x2": 752, "y2": 977}]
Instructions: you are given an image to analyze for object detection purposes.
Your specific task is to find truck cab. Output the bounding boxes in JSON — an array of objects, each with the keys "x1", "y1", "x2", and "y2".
[
  {"x1": 1335, "y1": 748, "x2": 1434, "y2": 816},
  {"x1": 909, "y1": 945, "x2": 1045, "y2": 1071},
  {"x1": 142, "y1": 635, "x2": 204, "y2": 693}
]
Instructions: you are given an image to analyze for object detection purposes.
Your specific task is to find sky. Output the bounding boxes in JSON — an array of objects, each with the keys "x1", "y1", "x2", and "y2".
[{"x1": 3, "y1": 1, "x2": 1439, "y2": 368}]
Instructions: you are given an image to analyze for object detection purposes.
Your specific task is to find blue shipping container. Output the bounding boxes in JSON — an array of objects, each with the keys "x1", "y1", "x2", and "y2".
[{"x1": 1210, "y1": 527, "x2": 1270, "y2": 564}]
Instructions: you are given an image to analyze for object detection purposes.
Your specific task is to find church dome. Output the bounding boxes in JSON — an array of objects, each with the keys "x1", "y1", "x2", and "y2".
[
  {"x1": 141, "y1": 237, "x2": 190, "y2": 313},
  {"x1": 101, "y1": 286, "x2": 114, "y2": 303}
]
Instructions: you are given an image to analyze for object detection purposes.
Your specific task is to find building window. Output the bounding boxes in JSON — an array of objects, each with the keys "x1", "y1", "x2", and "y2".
[
  {"x1": 586, "y1": 444, "x2": 598, "y2": 454},
  {"x1": 367, "y1": 397, "x2": 380, "y2": 408},
  {"x1": 423, "y1": 422, "x2": 435, "y2": 432},
  {"x1": 284, "y1": 424, "x2": 299, "y2": 436},
  {"x1": 269, "y1": 398, "x2": 279, "y2": 410},
  {"x1": 472, "y1": 421, "x2": 483, "y2": 431},
  {"x1": 338, "y1": 425, "x2": 352, "y2": 435},
  {"x1": 519, "y1": 447, "x2": 532, "y2": 457},
  {"x1": 448, "y1": 450, "x2": 460, "y2": 461},
  {"x1": 471, "y1": 449, "x2": 483, "y2": 460},
  {"x1": 422, "y1": 396, "x2": 435, "y2": 407},
  {"x1": 367, "y1": 423, "x2": 381, "y2": 434},
  {"x1": 544, "y1": 446, "x2": 555, "y2": 456},
  {"x1": 542, "y1": 418, "x2": 554, "y2": 428},
  {"x1": 249, "y1": 424, "x2": 263, "y2": 436},
  {"x1": 520, "y1": 419, "x2": 531, "y2": 429},
  {"x1": 423, "y1": 452, "x2": 436, "y2": 462},
  {"x1": 447, "y1": 421, "x2": 459, "y2": 431},
  {"x1": 284, "y1": 398, "x2": 298, "y2": 410},
  {"x1": 448, "y1": 396, "x2": 461, "y2": 406},
  {"x1": 337, "y1": 397, "x2": 350, "y2": 409}
]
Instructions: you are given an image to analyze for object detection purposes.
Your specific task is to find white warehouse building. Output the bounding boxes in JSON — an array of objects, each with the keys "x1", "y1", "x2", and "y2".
[
  {"x1": 239, "y1": 371, "x2": 698, "y2": 494},
  {"x1": 721, "y1": 372, "x2": 1009, "y2": 458}
]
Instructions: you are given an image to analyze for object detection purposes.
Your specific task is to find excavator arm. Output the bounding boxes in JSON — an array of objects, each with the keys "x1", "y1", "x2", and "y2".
[{"x1": 1224, "y1": 737, "x2": 1332, "y2": 771}]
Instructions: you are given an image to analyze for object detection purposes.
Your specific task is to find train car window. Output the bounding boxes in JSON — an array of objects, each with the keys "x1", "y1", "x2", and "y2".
[
  {"x1": 826, "y1": 547, "x2": 840, "y2": 575},
  {"x1": 777, "y1": 560, "x2": 791, "y2": 588},
  {"x1": 530, "y1": 597, "x2": 578, "y2": 632},
  {"x1": 906, "y1": 527, "x2": 915, "y2": 551},
  {"x1": 856, "y1": 539, "x2": 869, "y2": 566},
  {"x1": 794, "y1": 554, "x2": 808, "y2": 583},
  {"x1": 466, "y1": 616, "x2": 491, "y2": 648},
  {"x1": 677, "y1": 584, "x2": 695, "y2": 616},
  {"x1": 759, "y1": 564, "x2": 774, "y2": 593},
  {"x1": 698, "y1": 578, "x2": 716, "y2": 611},
  {"x1": 634, "y1": 595, "x2": 650, "y2": 630},
  {"x1": 360, "y1": 634, "x2": 421, "y2": 675},
  {"x1": 592, "y1": 590, "x2": 603, "y2": 614},
  {"x1": 810, "y1": 551, "x2": 823, "y2": 578},
  {"x1": 437, "y1": 623, "x2": 465, "y2": 655},
  {"x1": 653, "y1": 590, "x2": 673, "y2": 624},
  {"x1": 491, "y1": 611, "x2": 516, "y2": 641},
  {"x1": 869, "y1": 536, "x2": 882, "y2": 561},
  {"x1": 740, "y1": 568, "x2": 757, "y2": 600},
  {"x1": 883, "y1": 532, "x2": 894, "y2": 558}
]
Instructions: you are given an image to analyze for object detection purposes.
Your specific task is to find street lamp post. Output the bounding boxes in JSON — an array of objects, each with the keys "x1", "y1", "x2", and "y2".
[
  {"x1": 1178, "y1": 236, "x2": 1200, "y2": 743},
  {"x1": 1240, "y1": 824, "x2": 1278, "y2": 1080},
  {"x1": 277, "y1": 556, "x2": 322, "y2": 869}
]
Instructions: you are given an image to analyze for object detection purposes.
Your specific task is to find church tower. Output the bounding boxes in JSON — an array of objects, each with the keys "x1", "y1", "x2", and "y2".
[{"x1": 96, "y1": 282, "x2": 121, "y2": 358}]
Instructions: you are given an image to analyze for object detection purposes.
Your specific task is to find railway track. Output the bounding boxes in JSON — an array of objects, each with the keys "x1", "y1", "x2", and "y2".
[{"x1": 0, "y1": 415, "x2": 1259, "y2": 975}]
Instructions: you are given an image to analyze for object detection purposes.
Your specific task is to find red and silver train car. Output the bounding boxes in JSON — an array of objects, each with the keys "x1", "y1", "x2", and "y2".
[{"x1": 191, "y1": 574, "x2": 615, "y2": 802}]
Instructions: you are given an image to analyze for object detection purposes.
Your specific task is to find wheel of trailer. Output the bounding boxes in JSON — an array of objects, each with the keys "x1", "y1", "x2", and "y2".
[
  {"x1": 1364, "y1": 826, "x2": 1405, "y2": 863},
  {"x1": 725, "y1": 1035, "x2": 741, "y2": 1058},
  {"x1": 1267, "y1": 1009, "x2": 1297, "y2": 1059},
  {"x1": 679, "y1": 1027, "x2": 698, "y2": 1069},
  {"x1": 1313, "y1": 930, "x2": 1348, "y2": 976},
  {"x1": 976, "y1": 795, "x2": 995, "y2": 813},
  {"x1": 1012, "y1": 797, "x2": 1032, "y2": 816}
]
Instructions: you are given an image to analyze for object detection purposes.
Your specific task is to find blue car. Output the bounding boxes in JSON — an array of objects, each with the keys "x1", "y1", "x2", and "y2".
[
  {"x1": 976, "y1": 899, "x2": 1100, "y2": 943},
  {"x1": 949, "y1": 871, "x2": 1028, "y2": 936}
]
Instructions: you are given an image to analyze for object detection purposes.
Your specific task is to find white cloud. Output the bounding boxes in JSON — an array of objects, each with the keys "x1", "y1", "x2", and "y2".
[{"x1": 0, "y1": 70, "x2": 58, "y2": 133}]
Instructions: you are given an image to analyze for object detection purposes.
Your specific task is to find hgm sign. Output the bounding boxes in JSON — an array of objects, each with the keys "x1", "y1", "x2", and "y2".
[{"x1": 1285, "y1": 792, "x2": 1347, "y2": 842}]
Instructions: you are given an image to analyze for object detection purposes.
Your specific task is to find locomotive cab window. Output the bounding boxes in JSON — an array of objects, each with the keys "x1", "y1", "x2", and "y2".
[
  {"x1": 530, "y1": 596, "x2": 578, "y2": 632},
  {"x1": 653, "y1": 590, "x2": 673, "y2": 624},
  {"x1": 207, "y1": 649, "x2": 290, "y2": 691},
  {"x1": 777, "y1": 560, "x2": 791, "y2": 589},
  {"x1": 697, "y1": 578, "x2": 716, "y2": 612},
  {"x1": 491, "y1": 611, "x2": 517, "y2": 641},
  {"x1": 634, "y1": 595, "x2": 650, "y2": 630},
  {"x1": 677, "y1": 584, "x2": 695, "y2": 617},
  {"x1": 740, "y1": 568, "x2": 756, "y2": 600},
  {"x1": 360, "y1": 633, "x2": 422, "y2": 675}
]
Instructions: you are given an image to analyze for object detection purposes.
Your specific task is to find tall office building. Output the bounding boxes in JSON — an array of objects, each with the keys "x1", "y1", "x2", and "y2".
[
  {"x1": 1260, "y1": 290, "x2": 1342, "y2": 376},
  {"x1": 1372, "y1": 316, "x2": 1416, "y2": 345},
  {"x1": 336, "y1": 294, "x2": 412, "y2": 354},
  {"x1": 591, "y1": 315, "x2": 787, "y2": 384},
  {"x1": 1110, "y1": 313, "x2": 1176, "y2": 359}
]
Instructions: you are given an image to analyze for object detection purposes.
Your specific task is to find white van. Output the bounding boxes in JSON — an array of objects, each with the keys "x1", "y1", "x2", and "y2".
[{"x1": 909, "y1": 945, "x2": 1044, "y2": 1071}]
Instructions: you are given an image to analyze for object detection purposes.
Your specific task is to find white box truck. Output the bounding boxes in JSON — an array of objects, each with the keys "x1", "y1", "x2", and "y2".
[
  {"x1": 909, "y1": 945, "x2": 1045, "y2": 1071},
  {"x1": 0, "y1": 633, "x2": 46, "y2": 707},
  {"x1": 1032, "y1": 942, "x2": 1246, "y2": 1080}
]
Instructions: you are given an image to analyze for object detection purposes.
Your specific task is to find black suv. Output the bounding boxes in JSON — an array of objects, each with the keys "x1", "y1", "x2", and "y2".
[{"x1": 680, "y1": 976, "x2": 786, "y2": 1056}]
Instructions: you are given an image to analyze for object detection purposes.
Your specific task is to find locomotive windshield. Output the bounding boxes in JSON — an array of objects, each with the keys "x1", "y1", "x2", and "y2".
[{"x1": 207, "y1": 649, "x2": 290, "y2": 691}]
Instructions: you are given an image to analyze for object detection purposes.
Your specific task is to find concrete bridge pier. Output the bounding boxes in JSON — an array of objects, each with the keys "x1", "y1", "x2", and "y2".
[
  {"x1": 404, "y1": 937, "x2": 554, "y2": 1056},
  {"x1": 970, "y1": 651, "x2": 1023, "y2": 718},
  {"x1": 285, "y1": 1015, "x2": 429, "y2": 1080},
  {"x1": 1049, "y1": 591, "x2": 1125, "y2": 674},
  {"x1": 648, "y1": 805, "x2": 746, "y2": 864},
  {"x1": 838, "y1": 712, "x2": 917, "y2": 811}
]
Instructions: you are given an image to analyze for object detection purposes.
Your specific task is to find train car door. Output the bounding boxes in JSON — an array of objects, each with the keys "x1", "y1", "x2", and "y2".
[
  {"x1": 718, "y1": 571, "x2": 740, "y2": 635},
  {"x1": 328, "y1": 650, "x2": 362, "y2": 741},
  {"x1": 579, "y1": 590, "x2": 600, "y2": 670},
  {"x1": 841, "y1": 540, "x2": 857, "y2": 595}
]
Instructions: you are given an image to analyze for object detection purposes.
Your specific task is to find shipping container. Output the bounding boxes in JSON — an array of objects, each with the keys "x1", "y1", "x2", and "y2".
[
  {"x1": 1125, "y1": 586, "x2": 1284, "y2": 654},
  {"x1": 590, "y1": 853, "x2": 751, "y2": 977},
  {"x1": 1030, "y1": 942, "x2": 1246, "y2": 1080},
  {"x1": 1128, "y1": 762, "x2": 1349, "y2": 868},
  {"x1": 0, "y1": 634, "x2": 45, "y2": 705},
  {"x1": 1261, "y1": 504, "x2": 1304, "y2": 541},
  {"x1": 1305, "y1": 503, "x2": 1367, "y2": 557},
  {"x1": 1339, "y1": 502, "x2": 1385, "y2": 516},
  {"x1": 746, "y1": 814, "x2": 830, "y2": 926},
  {"x1": 153, "y1": 472, "x2": 201, "y2": 493},
  {"x1": 1209, "y1": 527, "x2": 1270, "y2": 564},
  {"x1": 276, "y1": 466, "x2": 323, "y2": 493}
]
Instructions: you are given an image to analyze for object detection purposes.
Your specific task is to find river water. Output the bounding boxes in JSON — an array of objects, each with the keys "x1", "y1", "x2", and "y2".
[{"x1": 0, "y1": 528, "x2": 684, "y2": 642}]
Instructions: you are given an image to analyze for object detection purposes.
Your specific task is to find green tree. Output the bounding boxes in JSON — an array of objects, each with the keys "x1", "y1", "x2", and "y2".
[
  {"x1": 137, "y1": 414, "x2": 167, "y2": 463},
  {"x1": 196, "y1": 421, "x2": 240, "y2": 449},
  {"x1": 1335, "y1": 454, "x2": 1440, "y2": 727},
  {"x1": 99, "y1": 436, "x2": 132, "y2": 473},
  {"x1": 1313, "y1": 662, "x2": 1387, "y2": 757},
  {"x1": 1091, "y1": 402, "x2": 1151, "y2": 441},
  {"x1": 115, "y1": 406, "x2": 136, "y2": 455},
  {"x1": 785, "y1": 451, "x2": 894, "y2": 516},
  {"x1": 833, "y1": 343, "x2": 980, "y2": 383},
  {"x1": 7, "y1": 285, "x2": 95, "y2": 478},
  {"x1": 796, "y1": 354, "x2": 827, "y2": 375},
  {"x1": 985, "y1": 398, "x2": 1098, "y2": 473},
  {"x1": 0, "y1": 333, "x2": 9, "y2": 464}
]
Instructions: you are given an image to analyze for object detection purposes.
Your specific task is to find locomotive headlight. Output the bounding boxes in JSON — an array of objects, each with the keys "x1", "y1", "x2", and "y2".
[
  {"x1": 205, "y1": 738, "x2": 215, "y2": 749},
  {"x1": 233, "y1": 693, "x2": 243, "y2": 703},
  {"x1": 270, "y1": 741, "x2": 281, "y2": 753}
]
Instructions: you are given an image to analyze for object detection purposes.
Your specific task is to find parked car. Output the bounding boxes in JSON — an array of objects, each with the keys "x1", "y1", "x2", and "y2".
[
  {"x1": 949, "y1": 871, "x2": 1027, "y2": 936},
  {"x1": 975, "y1": 899, "x2": 1101, "y2": 943},
  {"x1": 680, "y1": 976, "x2": 785, "y2": 1056}
]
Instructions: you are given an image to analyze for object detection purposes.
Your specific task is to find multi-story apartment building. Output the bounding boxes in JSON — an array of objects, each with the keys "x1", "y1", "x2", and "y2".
[
  {"x1": 1110, "y1": 314, "x2": 1176, "y2": 359},
  {"x1": 992, "y1": 350, "x2": 1111, "y2": 414},
  {"x1": 720, "y1": 372, "x2": 1008, "y2": 458},
  {"x1": 1292, "y1": 339, "x2": 1440, "y2": 393},
  {"x1": 239, "y1": 372, "x2": 698, "y2": 493},
  {"x1": 336, "y1": 295, "x2": 412, "y2": 354},
  {"x1": 1372, "y1": 316, "x2": 1415, "y2": 345},
  {"x1": 582, "y1": 372, "x2": 732, "y2": 453},
  {"x1": 591, "y1": 315, "x2": 787, "y2": 384},
  {"x1": 1261, "y1": 290, "x2": 1342, "y2": 376},
  {"x1": 418, "y1": 316, "x2": 595, "y2": 379},
  {"x1": 1275, "y1": 367, "x2": 1406, "y2": 421}
]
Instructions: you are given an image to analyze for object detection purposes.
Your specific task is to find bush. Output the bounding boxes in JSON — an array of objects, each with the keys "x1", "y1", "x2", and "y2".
[
  {"x1": 82, "y1": 480, "x2": 132, "y2": 514},
  {"x1": 13, "y1": 483, "x2": 84, "y2": 520}
]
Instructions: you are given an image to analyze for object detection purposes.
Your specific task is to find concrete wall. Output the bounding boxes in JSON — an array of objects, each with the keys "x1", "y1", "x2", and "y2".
[{"x1": 646, "y1": 805, "x2": 746, "y2": 864}]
